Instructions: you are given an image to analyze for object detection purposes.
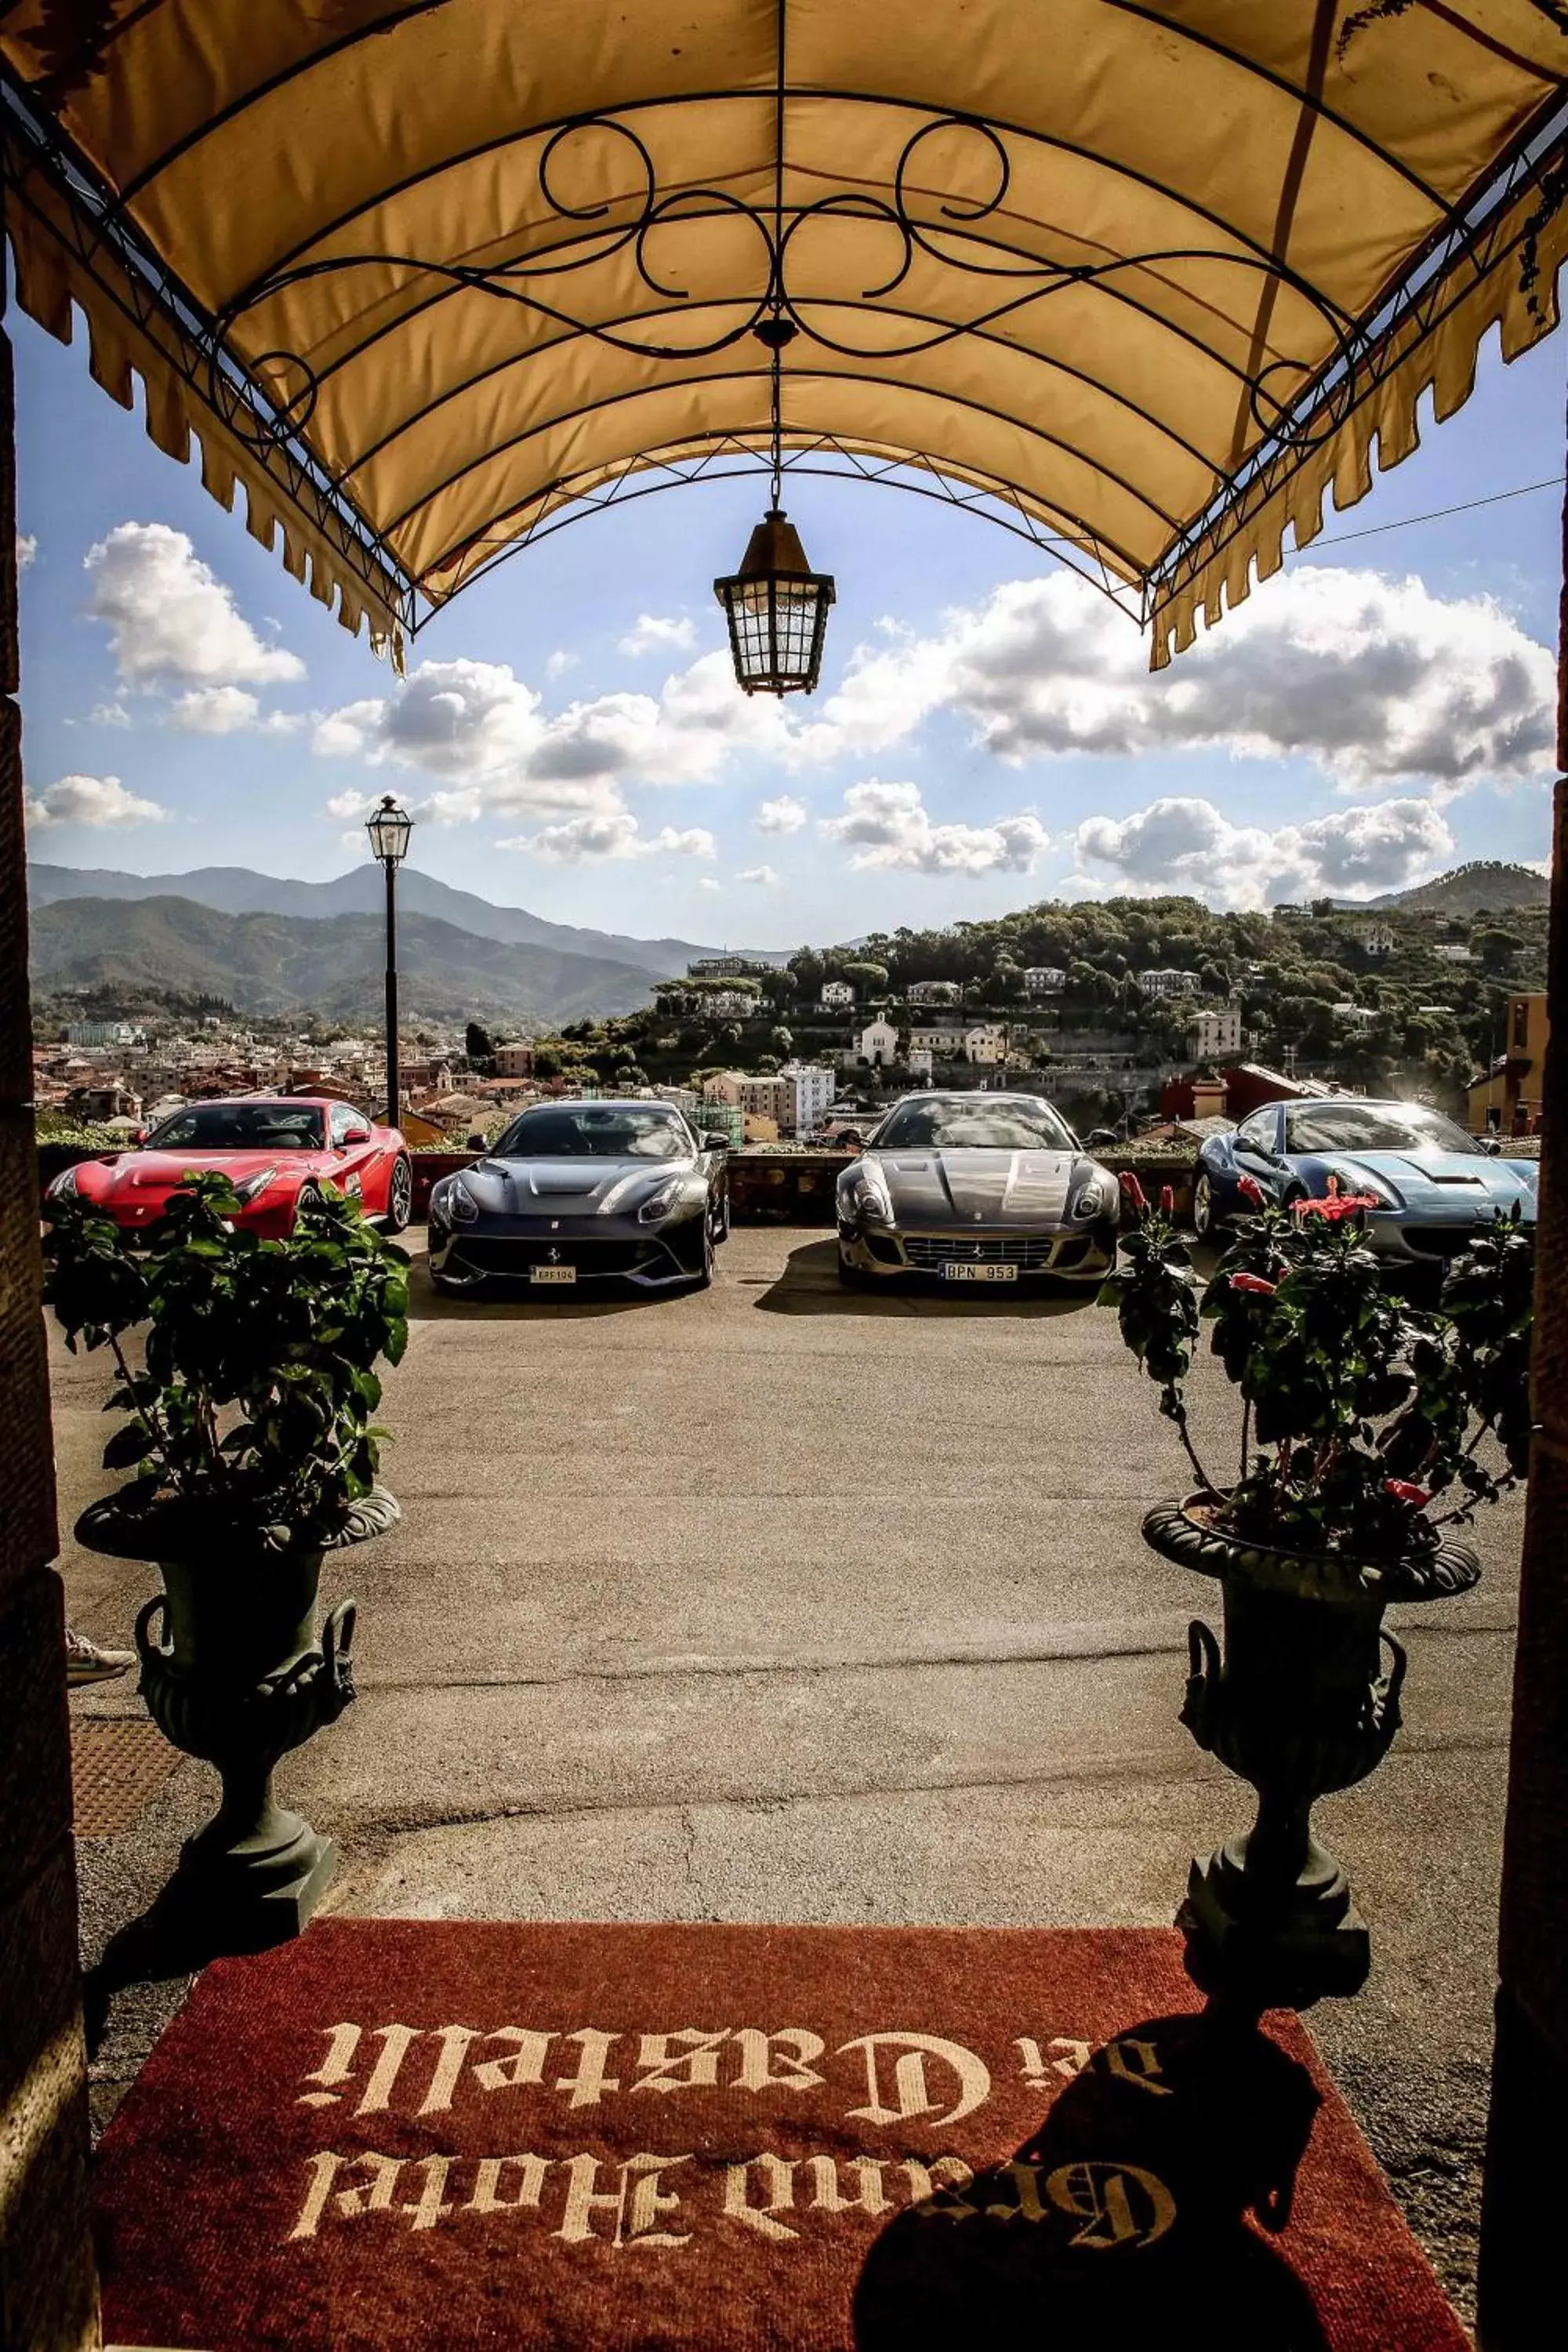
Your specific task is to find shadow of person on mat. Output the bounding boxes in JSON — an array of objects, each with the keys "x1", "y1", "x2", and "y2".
[{"x1": 853, "y1": 2008, "x2": 1331, "y2": 2352}]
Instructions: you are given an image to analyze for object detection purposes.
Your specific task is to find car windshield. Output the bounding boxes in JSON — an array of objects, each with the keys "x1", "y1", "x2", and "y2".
[
  {"x1": 1283, "y1": 1102, "x2": 1483, "y2": 1157},
  {"x1": 143, "y1": 1102, "x2": 325, "y2": 1151},
  {"x1": 494, "y1": 1105, "x2": 689, "y2": 1160},
  {"x1": 873, "y1": 1098, "x2": 1076, "y2": 1152}
]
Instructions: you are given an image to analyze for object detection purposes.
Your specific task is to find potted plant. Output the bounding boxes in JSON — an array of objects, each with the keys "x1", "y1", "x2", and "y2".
[
  {"x1": 1101, "y1": 1174, "x2": 1532, "y2": 2009},
  {"x1": 43, "y1": 1171, "x2": 409, "y2": 1947}
]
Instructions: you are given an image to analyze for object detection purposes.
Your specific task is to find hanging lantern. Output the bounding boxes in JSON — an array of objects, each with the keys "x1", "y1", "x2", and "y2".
[{"x1": 714, "y1": 506, "x2": 836, "y2": 695}]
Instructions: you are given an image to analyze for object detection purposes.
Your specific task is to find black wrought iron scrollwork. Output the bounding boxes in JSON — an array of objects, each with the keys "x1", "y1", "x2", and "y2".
[{"x1": 205, "y1": 107, "x2": 1361, "y2": 470}]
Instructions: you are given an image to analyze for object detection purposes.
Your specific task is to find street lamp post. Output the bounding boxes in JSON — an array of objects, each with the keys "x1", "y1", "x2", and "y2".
[{"x1": 366, "y1": 795, "x2": 412, "y2": 1123}]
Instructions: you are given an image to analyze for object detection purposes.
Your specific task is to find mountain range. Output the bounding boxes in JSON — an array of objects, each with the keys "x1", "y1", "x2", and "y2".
[
  {"x1": 29, "y1": 895, "x2": 670, "y2": 1027},
  {"x1": 26, "y1": 858, "x2": 1547, "y2": 1029},
  {"x1": 25, "y1": 860, "x2": 764, "y2": 976},
  {"x1": 27, "y1": 860, "x2": 789, "y2": 1026}
]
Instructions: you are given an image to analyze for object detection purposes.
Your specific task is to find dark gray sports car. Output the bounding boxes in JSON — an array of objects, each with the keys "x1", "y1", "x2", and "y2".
[
  {"x1": 426, "y1": 1098, "x2": 731, "y2": 1294},
  {"x1": 835, "y1": 1091, "x2": 1120, "y2": 1287}
]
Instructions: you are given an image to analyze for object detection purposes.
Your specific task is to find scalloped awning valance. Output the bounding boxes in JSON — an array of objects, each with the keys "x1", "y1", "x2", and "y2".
[{"x1": 2, "y1": 1, "x2": 1564, "y2": 668}]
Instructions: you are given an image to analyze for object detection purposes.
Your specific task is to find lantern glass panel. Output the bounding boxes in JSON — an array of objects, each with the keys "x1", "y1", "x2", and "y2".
[{"x1": 367, "y1": 800, "x2": 412, "y2": 866}]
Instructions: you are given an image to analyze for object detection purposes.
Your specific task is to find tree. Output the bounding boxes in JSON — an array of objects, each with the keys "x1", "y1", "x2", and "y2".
[
  {"x1": 770, "y1": 1025, "x2": 793, "y2": 1058},
  {"x1": 1474, "y1": 926, "x2": 1525, "y2": 975},
  {"x1": 841, "y1": 960, "x2": 889, "y2": 994},
  {"x1": 464, "y1": 1019, "x2": 494, "y2": 1065}
]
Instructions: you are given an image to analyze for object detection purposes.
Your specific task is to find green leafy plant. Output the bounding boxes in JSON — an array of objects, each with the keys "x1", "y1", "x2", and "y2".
[
  {"x1": 43, "y1": 1172, "x2": 409, "y2": 1547},
  {"x1": 1100, "y1": 1174, "x2": 1533, "y2": 1563}
]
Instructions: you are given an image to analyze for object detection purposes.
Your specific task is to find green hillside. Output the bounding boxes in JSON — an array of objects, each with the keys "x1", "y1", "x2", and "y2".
[
  {"x1": 29, "y1": 896, "x2": 655, "y2": 1026},
  {"x1": 1374, "y1": 862, "x2": 1549, "y2": 913}
]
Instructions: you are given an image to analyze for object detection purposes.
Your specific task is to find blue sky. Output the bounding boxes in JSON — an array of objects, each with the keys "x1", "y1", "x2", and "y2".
[{"x1": 15, "y1": 296, "x2": 1565, "y2": 949}]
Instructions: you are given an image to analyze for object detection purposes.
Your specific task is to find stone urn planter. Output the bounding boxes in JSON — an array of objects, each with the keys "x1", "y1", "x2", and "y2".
[
  {"x1": 42, "y1": 1167, "x2": 412, "y2": 1950},
  {"x1": 1142, "y1": 1495, "x2": 1479, "y2": 2009},
  {"x1": 77, "y1": 1489, "x2": 399, "y2": 1947},
  {"x1": 1102, "y1": 1175, "x2": 1532, "y2": 2010}
]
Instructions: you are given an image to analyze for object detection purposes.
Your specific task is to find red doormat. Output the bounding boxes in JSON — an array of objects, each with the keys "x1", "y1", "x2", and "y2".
[{"x1": 95, "y1": 1918, "x2": 1467, "y2": 2352}]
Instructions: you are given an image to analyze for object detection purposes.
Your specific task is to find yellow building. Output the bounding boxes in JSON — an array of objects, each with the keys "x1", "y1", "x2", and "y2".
[{"x1": 1468, "y1": 993, "x2": 1548, "y2": 1135}]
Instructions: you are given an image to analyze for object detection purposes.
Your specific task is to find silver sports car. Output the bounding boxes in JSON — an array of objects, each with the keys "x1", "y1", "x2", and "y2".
[
  {"x1": 426, "y1": 1098, "x2": 731, "y2": 1294},
  {"x1": 835, "y1": 1091, "x2": 1120, "y2": 1287}
]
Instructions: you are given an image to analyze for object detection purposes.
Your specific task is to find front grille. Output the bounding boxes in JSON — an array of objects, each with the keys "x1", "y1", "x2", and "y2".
[
  {"x1": 452, "y1": 1236, "x2": 667, "y2": 1276},
  {"x1": 1403, "y1": 1225, "x2": 1482, "y2": 1258},
  {"x1": 904, "y1": 1231, "x2": 1060, "y2": 1272}
]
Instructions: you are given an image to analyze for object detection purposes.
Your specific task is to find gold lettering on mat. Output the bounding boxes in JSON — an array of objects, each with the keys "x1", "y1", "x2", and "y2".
[
  {"x1": 286, "y1": 2148, "x2": 1177, "y2": 2249},
  {"x1": 281, "y1": 2022, "x2": 1185, "y2": 2254}
]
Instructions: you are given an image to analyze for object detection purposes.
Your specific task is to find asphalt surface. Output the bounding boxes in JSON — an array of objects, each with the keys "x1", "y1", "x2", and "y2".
[{"x1": 59, "y1": 1224, "x2": 1518, "y2": 2325}]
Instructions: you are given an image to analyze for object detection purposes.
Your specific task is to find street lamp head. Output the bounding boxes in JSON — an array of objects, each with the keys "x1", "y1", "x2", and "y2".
[
  {"x1": 714, "y1": 507, "x2": 835, "y2": 695},
  {"x1": 366, "y1": 793, "x2": 412, "y2": 868}
]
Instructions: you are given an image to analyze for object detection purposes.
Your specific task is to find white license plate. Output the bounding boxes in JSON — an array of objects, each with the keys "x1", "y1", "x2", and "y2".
[
  {"x1": 530, "y1": 1265, "x2": 577, "y2": 1286},
  {"x1": 942, "y1": 1261, "x2": 1018, "y2": 1283}
]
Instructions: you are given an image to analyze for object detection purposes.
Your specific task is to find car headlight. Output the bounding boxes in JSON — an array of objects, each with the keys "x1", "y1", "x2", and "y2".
[
  {"x1": 848, "y1": 1173, "x2": 894, "y2": 1226},
  {"x1": 1069, "y1": 1171, "x2": 1115, "y2": 1221},
  {"x1": 48, "y1": 1165, "x2": 78, "y2": 1200},
  {"x1": 230, "y1": 1165, "x2": 279, "y2": 1204},
  {"x1": 445, "y1": 1178, "x2": 481, "y2": 1225},
  {"x1": 637, "y1": 1179, "x2": 685, "y2": 1225}
]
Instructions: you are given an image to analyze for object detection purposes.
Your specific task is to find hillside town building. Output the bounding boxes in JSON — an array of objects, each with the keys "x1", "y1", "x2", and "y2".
[
  {"x1": 1468, "y1": 994, "x2": 1548, "y2": 1137},
  {"x1": 1187, "y1": 1004, "x2": 1244, "y2": 1060},
  {"x1": 855, "y1": 1018, "x2": 899, "y2": 1069}
]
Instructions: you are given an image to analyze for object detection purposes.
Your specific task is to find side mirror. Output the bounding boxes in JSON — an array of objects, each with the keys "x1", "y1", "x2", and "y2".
[
  {"x1": 701, "y1": 1131, "x2": 731, "y2": 1152},
  {"x1": 132, "y1": 1126, "x2": 148, "y2": 1146},
  {"x1": 466, "y1": 1132, "x2": 488, "y2": 1152},
  {"x1": 1483, "y1": 1137, "x2": 1501, "y2": 1156},
  {"x1": 1085, "y1": 1127, "x2": 1118, "y2": 1147},
  {"x1": 340, "y1": 1120, "x2": 372, "y2": 1145}
]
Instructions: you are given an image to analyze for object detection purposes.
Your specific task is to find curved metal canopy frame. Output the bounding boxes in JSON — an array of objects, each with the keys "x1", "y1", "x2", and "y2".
[{"x1": 0, "y1": 0, "x2": 1564, "y2": 662}]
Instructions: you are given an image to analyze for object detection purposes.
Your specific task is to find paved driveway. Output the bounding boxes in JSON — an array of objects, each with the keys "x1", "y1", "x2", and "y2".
[{"x1": 58, "y1": 1225, "x2": 1518, "y2": 2317}]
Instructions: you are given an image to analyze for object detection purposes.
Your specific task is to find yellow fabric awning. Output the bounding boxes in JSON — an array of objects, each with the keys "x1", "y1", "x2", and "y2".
[{"x1": 2, "y1": 2, "x2": 1564, "y2": 667}]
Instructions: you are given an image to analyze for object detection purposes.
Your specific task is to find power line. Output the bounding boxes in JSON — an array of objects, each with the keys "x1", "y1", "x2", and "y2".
[{"x1": 1289, "y1": 474, "x2": 1565, "y2": 554}]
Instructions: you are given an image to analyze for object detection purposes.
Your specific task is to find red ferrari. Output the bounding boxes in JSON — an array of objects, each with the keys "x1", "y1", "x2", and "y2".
[{"x1": 48, "y1": 1095, "x2": 413, "y2": 1239}]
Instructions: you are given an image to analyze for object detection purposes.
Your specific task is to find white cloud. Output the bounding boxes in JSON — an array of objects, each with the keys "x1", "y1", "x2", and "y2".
[
  {"x1": 169, "y1": 684, "x2": 298, "y2": 735},
  {"x1": 755, "y1": 793, "x2": 808, "y2": 833},
  {"x1": 545, "y1": 649, "x2": 579, "y2": 679},
  {"x1": 618, "y1": 612, "x2": 697, "y2": 657},
  {"x1": 83, "y1": 523, "x2": 304, "y2": 689},
  {"x1": 16, "y1": 532, "x2": 36, "y2": 572},
  {"x1": 698, "y1": 877, "x2": 722, "y2": 891},
  {"x1": 24, "y1": 772, "x2": 169, "y2": 829},
  {"x1": 87, "y1": 700, "x2": 131, "y2": 728},
  {"x1": 805, "y1": 567, "x2": 1554, "y2": 790},
  {"x1": 499, "y1": 811, "x2": 718, "y2": 864},
  {"x1": 819, "y1": 779, "x2": 1049, "y2": 877},
  {"x1": 1072, "y1": 792, "x2": 1454, "y2": 909},
  {"x1": 733, "y1": 864, "x2": 780, "y2": 886},
  {"x1": 313, "y1": 648, "x2": 788, "y2": 825}
]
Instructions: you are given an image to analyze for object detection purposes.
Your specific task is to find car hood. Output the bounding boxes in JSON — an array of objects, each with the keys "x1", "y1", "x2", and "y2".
[
  {"x1": 1319, "y1": 1150, "x2": 1537, "y2": 1218},
  {"x1": 92, "y1": 1149, "x2": 314, "y2": 1194},
  {"x1": 866, "y1": 1148, "x2": 1083, "y2": 1225},
  {"x1": 459, "y1": 1155, "x2": 694, "y2": 1214}
]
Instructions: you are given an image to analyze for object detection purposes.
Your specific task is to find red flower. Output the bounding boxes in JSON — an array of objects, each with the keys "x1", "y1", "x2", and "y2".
[
  {"x1": 1236, "y1": 1174, "x2": 1266, "y2": 1207},
  {"x1": 1385, "y1": 1479, "x2": 1432, "y2": 1509},
  {"x1": 1160, "y1": 1185, "x2": 1175, "y2": 1214},
  {"x1": 1119, "y1": 1170, "x2": 1148, "y2": 1214},
  {"x1": 1295, "y1": 1192, "x2": 1382, "y2": 1223},
  {"x1": 1230, "y1": 1272, "x2": 1276, "y2": 1296}
]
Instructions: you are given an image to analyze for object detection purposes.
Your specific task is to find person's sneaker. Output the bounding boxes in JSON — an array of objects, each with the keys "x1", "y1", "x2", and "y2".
[{"x1": 65, "y1": 1629, "x2": 136, "y2": 1687}]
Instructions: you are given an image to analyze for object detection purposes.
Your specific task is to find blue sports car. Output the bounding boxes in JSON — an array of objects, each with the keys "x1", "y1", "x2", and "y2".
[{"x1": 1193, "y1": 1096, "x2": 1537, "y2": 1267}]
